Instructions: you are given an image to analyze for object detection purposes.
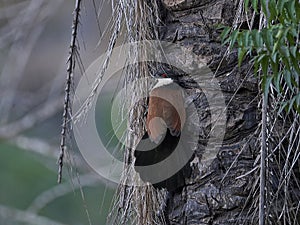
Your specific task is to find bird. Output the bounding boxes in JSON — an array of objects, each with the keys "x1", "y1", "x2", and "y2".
[{"x1": 134, "y1": 72, "x2": 192, "y2": 192}]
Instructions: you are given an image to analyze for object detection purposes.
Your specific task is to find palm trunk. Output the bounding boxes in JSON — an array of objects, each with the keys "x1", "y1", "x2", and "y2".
[
  {"x1": 109, "y1": 1, "x2": 300, "y2": 224},
  {"x1": 159, "y1": 1, "x2": 260, "y2": 224}
]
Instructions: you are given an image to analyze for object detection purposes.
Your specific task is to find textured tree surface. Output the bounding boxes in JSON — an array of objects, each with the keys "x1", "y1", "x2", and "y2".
[
  {"x1": 106, "y1": 1, "x2": 299, "y2": 224},
  {"x1": 159, "y1": 1, "x2": 260, "y2": 224}
]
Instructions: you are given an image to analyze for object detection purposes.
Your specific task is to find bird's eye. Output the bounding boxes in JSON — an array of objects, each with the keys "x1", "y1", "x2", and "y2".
[{"x1": 161, "y1": 73, "x2": 167, "y2": 78}]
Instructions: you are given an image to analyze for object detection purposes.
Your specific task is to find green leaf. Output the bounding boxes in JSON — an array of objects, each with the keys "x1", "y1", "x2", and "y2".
[
  {"x1": 256, "y1": 53, "x2": 266, "y2": 63},
  {"x1": 291, "y1": 72, "x2": 299, "y2": 88},
  {"x1": 283, "y1": 70, "x2": 293, "y2": 90},
  {"x1": 272, "y1": 42, "x2": 278, "y2": 56},
  {"x1": 270, "y1": 60, "x2": 279, "y2": 77},
  {"x1": 269, "y1": 0, "x2": 278, "y2": 20},
  {"x1": 222, "y1": 37, "x2": 231, "y2": 45},
  {"x1": 261, "y1": 0, "x2": 268, "y2": 20},
  {"x1": 275, "y1": 27, "x2": 284, "y2": 39},
  {"x1": 244, "y1": 0, "x2": 250, "y2": 12},
  {"x1": 271, "y1": 51, "x2": 278, "y2": 63},
  {"x1": 253, "y1": 57, "x2": 260, "y2": 75},
  {"x1": 278, "y1": 100, "x2": 289, "y2": 113},
  {"x1": 237, "y1": 32, "x2": 243, "y2": 47},
  {"x1": 277, "y1": 0, "x2": 288, "y2": 13},
  {"x1": 251, "y1": 0, "x2": 258, "y2": 13},
  {"x1": 238, "y1": 48, "x2": 247, "y2": 67},
  {"x1": 245, "y1": 30, "x2": 250, "y2": 47},
  {"x1": 285, "y1": 0, "x2": 296, "y2": 21},
  {"x1": 286, "y1": 30, "x2": 296, "y2": 46},
  {"x1": 262, "y1": 29, "x2": 274, "y2": 52},
  {"x1": 278, "y1": 12, "x2": 286, "y2": 24},
  {"x1": 260, "y1": 54, "x2": 269, "y2": 76},
  {"x1": 280, "y1": 46, "x2": 290, "y2": 58},
  {"x1": 221, "y1": 27, "x2": 231, "y2": 43},
  {"x1": 290, "y1": 54, "x2": 300, "y2": 76},
  {"x1": 295, "y1": 94, "x2": 300, "y2": 113},
  {"x1": 290, "y1": 26, "x2": 298, "y2": 38},
  {"x1": 281, "y1": 56, "x2": 291, "y2": 70},
  {"x1": 278, "y1": 46, "x2": 291, "y2": 66},
  {"x1": 229, "y1": 30, "x2": 239, "y2": 49},
  {"x1": 273, "y1": 70, "x2": 282, "y2": 92},
  {"x1": 296, "y1": 1, "x2": 300, "y2": 20},
  {"x1": 262, "y1": 75, "x2": 273, "y2": 97},
  {"x1": 252, "y1": 29, "x2": 262, "y2": 48},
  {"x1": 289, "y1": 46, "x2": 297, "y2": 58},
  {"x1": 288, "y1": 95, "x2": 297, "y2": 113}
]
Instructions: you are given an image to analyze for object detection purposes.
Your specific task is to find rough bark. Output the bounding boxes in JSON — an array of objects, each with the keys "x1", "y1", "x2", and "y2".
[{"x1": 158, "y1": 1, "x2": 260, "y2": 224}]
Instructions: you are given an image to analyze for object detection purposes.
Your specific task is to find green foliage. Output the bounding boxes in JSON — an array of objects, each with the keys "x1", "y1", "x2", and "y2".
[{"x1": 222, "y1": 0, "x2": 300, "y2": 113}]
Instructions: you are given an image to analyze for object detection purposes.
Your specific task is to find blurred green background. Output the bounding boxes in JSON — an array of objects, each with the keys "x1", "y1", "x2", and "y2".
[{"x1": 0, "y1": 0, "x2": 117, "y2": 224}]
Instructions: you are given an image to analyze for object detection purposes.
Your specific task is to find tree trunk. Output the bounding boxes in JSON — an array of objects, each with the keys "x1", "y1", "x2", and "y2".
[
  {"x1": 159, "y1": 1, "x2": 260, "y2": 224},
  {"x1": 108, "y1": 1, "x2": 299, "y2": 224}
]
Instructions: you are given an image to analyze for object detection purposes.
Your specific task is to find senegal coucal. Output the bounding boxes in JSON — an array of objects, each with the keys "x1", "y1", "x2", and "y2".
[{"x1": 134, "y1": 73, "x2": 192, "y2": 192}]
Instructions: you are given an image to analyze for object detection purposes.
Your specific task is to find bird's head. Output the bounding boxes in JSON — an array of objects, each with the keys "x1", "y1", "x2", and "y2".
[
  {"x1": 150, "y1": 69, "x2": 182, "y2": 83},
  {"x1": 153, "y1": 72, "x2": 168, "y2": 78},
  {"x1": 151, "y1": 71, "x2": 179, "y2": 89}
]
